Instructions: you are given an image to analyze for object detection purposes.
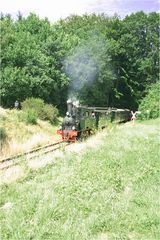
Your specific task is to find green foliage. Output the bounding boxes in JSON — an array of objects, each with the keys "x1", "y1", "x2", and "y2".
[
  {"x1": 41, "y1": 103, "x2": 59, "y2": 123},
  {"x1": 21, "y1": 97, "x2": 44, "y2": 115},
  {"x1": 139, "y1": 81, "x2": 160, "y2": 119},
  {"x1": 19, "y1": 109, "x2": 38, "y2": 125},
  {"x1": 1, "y1": 13, "x2": 69, "y2": 108},
  {"x1": 21, "y1": 97, "x2": 58, "y2": 123},
  {"x1": 0, "y1": 12, "x2": 159, "y2": 110}
]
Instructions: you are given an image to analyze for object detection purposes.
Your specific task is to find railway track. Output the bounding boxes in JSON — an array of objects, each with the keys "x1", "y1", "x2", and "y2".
[{"x1": 0, "y1": 141, "x2": 70, "y2": 170}]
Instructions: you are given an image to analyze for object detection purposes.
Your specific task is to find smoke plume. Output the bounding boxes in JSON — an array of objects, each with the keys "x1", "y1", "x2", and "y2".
[{"x1": 63, "y1": 33, "x2": 111, "y2": 97}]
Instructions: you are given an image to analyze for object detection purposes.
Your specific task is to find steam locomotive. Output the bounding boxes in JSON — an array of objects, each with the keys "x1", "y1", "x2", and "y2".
[{"x1": 57, "y1": 99, "x2": 131, "y2": 142}]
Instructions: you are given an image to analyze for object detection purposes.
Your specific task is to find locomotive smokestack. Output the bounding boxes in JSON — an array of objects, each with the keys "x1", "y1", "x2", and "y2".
[{"x1": 67, "y1": 99, "x2": 73, "y2": 115}]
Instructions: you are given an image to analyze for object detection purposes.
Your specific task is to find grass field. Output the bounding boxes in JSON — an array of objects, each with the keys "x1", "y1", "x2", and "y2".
[{"x1": 0, "y1": 119, "x2": 160, "y2": 240}]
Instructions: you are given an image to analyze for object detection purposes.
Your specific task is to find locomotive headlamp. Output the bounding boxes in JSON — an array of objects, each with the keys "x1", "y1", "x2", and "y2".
[{"x1": 72, "y1": 126, "x2": 76, "y2": 130}]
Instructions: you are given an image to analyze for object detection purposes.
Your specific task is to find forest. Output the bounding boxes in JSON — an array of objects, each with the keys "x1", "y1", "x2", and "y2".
[{"x1": 1, "y1": 11, "x2": 159, "y2": 114}]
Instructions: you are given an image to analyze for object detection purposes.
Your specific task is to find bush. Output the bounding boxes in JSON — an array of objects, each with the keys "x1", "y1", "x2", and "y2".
[
  {"x1": 41, "y1": 104, "x2": 59, "y2": 123},
  {"x1": 138, "y1": 82, "x2": 160, "y2": 119},
  {"x1": 19, "y1": 109, "x2": 38, "y2": 124},
  {"x1": 21, "y1": 98, "x2": 44, "y2": 118},
  {"x1": 21, "y1": 97, "x2": 58, "y2": 123}
]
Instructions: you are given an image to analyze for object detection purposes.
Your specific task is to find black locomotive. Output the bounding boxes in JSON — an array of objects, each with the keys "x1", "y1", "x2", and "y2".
[{"x1": 57, "y1": 99, "x2": 131, "y2": 142}]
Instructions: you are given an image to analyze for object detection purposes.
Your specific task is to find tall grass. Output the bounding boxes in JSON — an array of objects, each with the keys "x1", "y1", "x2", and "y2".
[
  {"x1": 0, "y1": 126, "x2": 7, "y2": 144},
  {"x1": 0, "y1": 119, "x2": 160, "y2": 239},
  {"x1": 0, "y1": 108, "x2": 61, "y2": 159}
]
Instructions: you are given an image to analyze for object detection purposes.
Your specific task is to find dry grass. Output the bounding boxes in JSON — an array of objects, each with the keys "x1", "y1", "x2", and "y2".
[
  {"x1": 0, "y1": 165, "x2": 25, "y2": 184},
  {"x1": 0, "y1": 108, "x2": 60, "y2": 159}
]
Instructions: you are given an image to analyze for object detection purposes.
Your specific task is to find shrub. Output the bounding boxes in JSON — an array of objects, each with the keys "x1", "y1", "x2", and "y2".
[
  {"x1": 21, "y1": 97, "x2": 58, "y2": 123},
  {"x1": 41, "y1": 104, "x2": 59, "y2": 123},
  {"x1": 21, "y1": 98, "x2": 44, "y2": 118},
  {"x1": 19, "y1": 109, "x2": 38, "y2": 124},
  {"x1": 138, "y1": 81, "x2": 160, "y2": 119}
]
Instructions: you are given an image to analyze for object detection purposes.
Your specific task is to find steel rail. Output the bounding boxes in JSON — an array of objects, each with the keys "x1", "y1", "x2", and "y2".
[
  {"x1": 0, "y1": 141, "x2": 64, "y2": 163},
  {"x1": 0, "y1": 141, "x2": 68, "y2": 170}
]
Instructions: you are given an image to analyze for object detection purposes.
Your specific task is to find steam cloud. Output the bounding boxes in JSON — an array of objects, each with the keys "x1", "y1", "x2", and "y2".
[{"x1": 63, "y1": 32, "x2": 109, "y2": 99}]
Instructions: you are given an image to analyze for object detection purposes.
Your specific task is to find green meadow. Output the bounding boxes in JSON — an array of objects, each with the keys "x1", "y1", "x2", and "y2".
[{"x1": 0, "y1": 119, "x2": 160, "y2": 240}]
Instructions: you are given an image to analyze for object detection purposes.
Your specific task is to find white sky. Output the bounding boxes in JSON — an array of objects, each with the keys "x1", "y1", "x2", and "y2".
[{"x1": 1, "y1": 0, "x2": 159, "y2": 22}]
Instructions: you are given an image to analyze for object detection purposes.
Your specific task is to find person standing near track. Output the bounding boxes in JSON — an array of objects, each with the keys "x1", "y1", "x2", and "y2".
[{"x1": 14, "y1": 100, "x2": 19, "y2": 109}]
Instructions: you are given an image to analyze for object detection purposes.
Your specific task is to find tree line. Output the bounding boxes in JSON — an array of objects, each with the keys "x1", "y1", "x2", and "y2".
[{"x1": 1, "y1": 11, "x2": 159, "y2": 113}]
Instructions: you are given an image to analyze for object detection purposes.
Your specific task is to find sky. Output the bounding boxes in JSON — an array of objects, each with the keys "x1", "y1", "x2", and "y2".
[{"x1": 1, "y1": 0, "x2": 159, "y2": 22}]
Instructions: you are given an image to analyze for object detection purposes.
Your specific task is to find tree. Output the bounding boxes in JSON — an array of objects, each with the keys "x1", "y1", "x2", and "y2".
[
  {"x1": 1, "y1": 12, "x2": 159, "y2": 112},
  {"x1": 138, "y1": 81, "x2": 160, "y2": 119}
]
